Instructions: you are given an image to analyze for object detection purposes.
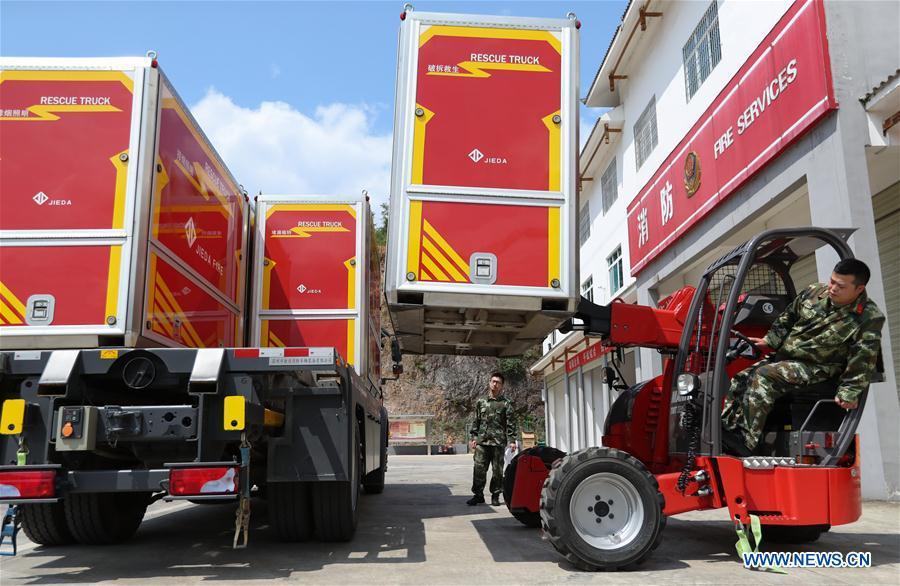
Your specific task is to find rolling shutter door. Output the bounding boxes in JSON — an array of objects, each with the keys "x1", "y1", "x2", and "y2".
[{"x1": 873, "y1": 182, "x2": 900, "y2": 396}]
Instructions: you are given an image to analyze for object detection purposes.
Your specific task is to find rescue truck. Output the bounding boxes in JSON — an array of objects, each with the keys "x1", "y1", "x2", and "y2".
[{"x1": 0, "y1": 56, "x2": 389, "y2": 553}]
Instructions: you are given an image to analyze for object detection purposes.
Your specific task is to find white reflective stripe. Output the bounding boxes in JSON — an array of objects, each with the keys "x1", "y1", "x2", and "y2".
[
  {"x1": 258, "y1": 348, "x2": 285, "y2": 358},
  {"x1": 0, "y1": 484, "x2": 21, "y2": 498},
  {"x1": 199, "y1": 468, "x2": 236, "y2": 494},
  {"x1": 307, "y1": 347, "x2": 331, "y2": 357}
]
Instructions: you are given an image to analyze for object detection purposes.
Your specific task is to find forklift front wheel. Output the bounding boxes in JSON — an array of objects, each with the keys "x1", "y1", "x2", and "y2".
[{"x1": 541, "y1": 447, "x2": 665, "y2": 571}]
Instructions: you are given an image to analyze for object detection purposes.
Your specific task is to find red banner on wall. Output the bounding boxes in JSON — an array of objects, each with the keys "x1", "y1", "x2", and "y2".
[
  {"x1": 566, "y1": 341, "x2": 613, "y2": 373},
  {"x1": 627, "y1": 0, "x2": 835, "y2": 274}
]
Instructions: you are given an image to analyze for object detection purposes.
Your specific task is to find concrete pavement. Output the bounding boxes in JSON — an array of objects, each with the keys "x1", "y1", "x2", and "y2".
[{"x1": 1, "y1": 454, "x2": 897, "y2": 584}]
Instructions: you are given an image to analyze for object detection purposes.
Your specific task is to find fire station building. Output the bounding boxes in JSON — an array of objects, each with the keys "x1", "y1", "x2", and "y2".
[{"x1": 532, "y1": 0, "x2": 899, "y2": 499}]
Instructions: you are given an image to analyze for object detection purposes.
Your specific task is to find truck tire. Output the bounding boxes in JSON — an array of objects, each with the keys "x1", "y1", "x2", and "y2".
[
  {"x1": 311, "y1": 422, "x2": 361, "y2": 541},
  {"x1": 19, "y1": 502, "x2": 75, "y2": 546},
  {"x1": 64, "y1": 492, "x2": 150, "y2": 545},
  {"x1": 363, "y1": 407, "x2": 389, "y2": 494},
  {"x1": 762, "y1": 524, "x2": 829, "y2": 544},
  {"x1": 540, "y1": 447, "x2": 666, "y2": 571},
  {"x1": 503, "y1": 446, "x2": 566, "y2": 528},
  {"x1": 269, "y1": 482, "x2": 312, "y2": 541}
]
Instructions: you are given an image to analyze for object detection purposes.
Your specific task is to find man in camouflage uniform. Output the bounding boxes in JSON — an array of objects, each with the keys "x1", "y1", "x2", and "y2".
[
  {"x1": 467, "y1": 372, "x2": 517, "y2": 506},
  {"x1": 722, "y1": 258, "x2": 884, "y2": 455}
]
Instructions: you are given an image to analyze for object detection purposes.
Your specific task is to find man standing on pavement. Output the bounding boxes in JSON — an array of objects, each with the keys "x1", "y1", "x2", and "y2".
[
  {"x1": 467, "y1": 372, "x2": 517, "y2": 506},
  {"x1": 721, "y1": 258, "x2": 885, "y2": 456}
]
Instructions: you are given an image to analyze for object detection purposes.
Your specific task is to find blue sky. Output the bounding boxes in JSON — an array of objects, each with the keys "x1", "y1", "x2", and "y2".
[{"x1": 2, "y1": 0, "x2": 626, "y2": 203}]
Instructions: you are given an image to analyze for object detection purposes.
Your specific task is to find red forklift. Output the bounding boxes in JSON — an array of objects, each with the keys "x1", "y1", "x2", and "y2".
[{"x1": 504, "y1": 227, "x2": 880, "y2": 570}]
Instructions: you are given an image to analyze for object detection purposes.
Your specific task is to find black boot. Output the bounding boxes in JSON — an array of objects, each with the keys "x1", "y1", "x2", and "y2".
[
  {"x1": 491, "y1": 494, "x2": 501, "y2": 506},
  {"x1": 466, "y1": 494, "x2": 485, "y2": 506},
  {"x1": 721, "y1": 427, "x2": 753, "y2": 457}
]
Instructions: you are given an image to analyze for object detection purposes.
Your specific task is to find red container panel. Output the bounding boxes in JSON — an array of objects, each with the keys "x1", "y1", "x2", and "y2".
[
  {"x1": 261, "y1": 318, "x2": 355, "y2": 366},
  {"x1": 145, "y1": 252, "x2": 239, "y2": 348},
  {"x1": 151, "y1": 84, "x2": 245, "y2": 305},
  {"x1": 413, "y1": 26, "x2": 562, "y2": 191},
  {"x1": 406, "y1": 200, "x2": 560, "y2": 288},
  {"x1": 262, "y1": 204, "x2": 358, "y2": 311},
  {"x1": 0, "y1": 244, "x2": 121, "y2": 327},
  {"x1": 0, "y1": 70, "x2": 134, "y2": 231}
]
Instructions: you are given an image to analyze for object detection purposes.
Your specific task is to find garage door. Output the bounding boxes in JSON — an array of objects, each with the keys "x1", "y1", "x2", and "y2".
[{"x1": 873, "y1": 182, "x2": 899, "y2": 397}]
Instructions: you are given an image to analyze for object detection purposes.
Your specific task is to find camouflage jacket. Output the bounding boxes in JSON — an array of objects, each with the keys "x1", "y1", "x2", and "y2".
[
  {"x1": 763, "y1": 284, "x2": 885, "y2": 402},
  {"x1": 470, "y1": 394, "x2": 517, "y2": 446}
]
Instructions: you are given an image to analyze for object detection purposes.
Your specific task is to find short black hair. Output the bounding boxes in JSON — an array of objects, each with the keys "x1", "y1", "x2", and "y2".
[
  {"x1": 833, "y1": 258, "x2": 871, "y2": 286},
  {"x1": 490, "y1": 372, "x2": 505, "y2": 383}
]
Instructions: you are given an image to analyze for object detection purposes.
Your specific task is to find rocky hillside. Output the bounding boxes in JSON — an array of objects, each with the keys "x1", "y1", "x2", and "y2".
[{"x1": 373, "y1": 212, "x2": 546, "y2": 445}]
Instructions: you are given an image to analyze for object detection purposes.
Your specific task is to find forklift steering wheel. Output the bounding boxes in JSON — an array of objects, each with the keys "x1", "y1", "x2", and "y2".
[{"x1": 728, "y1": 329, "x2": 760, "y2": 361}]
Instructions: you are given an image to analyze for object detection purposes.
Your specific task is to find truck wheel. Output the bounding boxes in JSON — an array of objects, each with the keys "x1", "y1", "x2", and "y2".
[
  {"x1": 269, "y1": 482, "x2": 312, "y2": 541},
  {"x1": 64, "y1": 492, "x2": 150, "y2": 545},
  {"x1": 363, "y1": 407, "x2": 389, "y2": 494},
  {"x1": 541, "y1": 447, "x2": 666, "y2": 571},
  {"x1": 762, "y1": 524, "x2": 829, "y2": 544},
  {"x1": 311, "y1": 422, "x2": 361, "y2": 541},
  {"x1": 19, "y1": 502, "x2": 75, "y2": 546},
  {"x1": 503, "y1": 446, "x2": 566, "y2": 528}
]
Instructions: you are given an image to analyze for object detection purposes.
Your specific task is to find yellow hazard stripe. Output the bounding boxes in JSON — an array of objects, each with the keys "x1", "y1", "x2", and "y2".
[
  {"x1": 344, "y1": 257, "x2": 356, "y2": 309},
  {"x1": 110, "y1": 151, "x2": 129, "y2": 229},
  {"x1": 269, "y1": 330, "x2": 286, "y2": 348},
  {"x1": 346, "y1": 319, "x2": 355, "y2": 365},
  {"x1": 0, "y1": 282, "x2": 26, "y2": 318},
  {"x1": 265, "y1": 203, "x2": 357, "y2": 220},
  {"x1": 419, "y1": 25, "x2": 562, "y2": 54},
  {"x1": 105, "y1": 246, "x2": 122, "y2": 323},
  {"x1": 0, "y1": 70, "x2": 134, "y2": 91},
  {"x1": 422, "y1": 236, "x2": 466, "y2": 282},
  {"x1": 407, "y1": 201, "x2": 423, "y2": 279},
  {"x1": 421, "y1": 251, "x2": 450, "y2": 281},
  {"x1": 542, "y1": 110, "x2": 561, "y2": 192},
  {"x1": 0, "y1": 298, "x2": 23, "y2": 325},
  {"x1": 411, "y1": 104, "x2": 434, "y2": 184},
  {"x1": 422, "y1": 220, "x2": 469, "y2": 276},
  {"x1": 548, "y1": 207, "x2": 560, "y2": 287}
]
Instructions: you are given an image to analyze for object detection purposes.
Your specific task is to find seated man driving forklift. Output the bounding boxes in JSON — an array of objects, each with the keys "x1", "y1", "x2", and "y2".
[{"x1": 721, "y1": 258, "x2": 885, "y2": 456}]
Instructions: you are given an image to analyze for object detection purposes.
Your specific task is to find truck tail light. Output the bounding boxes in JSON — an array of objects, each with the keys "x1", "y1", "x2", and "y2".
[
  {"x1": 0, "y1": 470, "x2": 56, "y2": 499},
  {"x1": 169, "y1": 466, "x2": 238, "y2": 496}
]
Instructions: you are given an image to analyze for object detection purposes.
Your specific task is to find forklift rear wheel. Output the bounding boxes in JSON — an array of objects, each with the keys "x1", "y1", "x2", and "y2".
[
  {"x1": 541, "y1": 447, "x2": 665, "y2": 571},
  {"x1": 18, "y1": 502, "x2": 75, "y2": 546},
  {"x1": 762, "y1": 524, "x2": 829, "y2": 544},
  {"x1": 503, "y1": 446, "x2": 566, "y2": 528}
]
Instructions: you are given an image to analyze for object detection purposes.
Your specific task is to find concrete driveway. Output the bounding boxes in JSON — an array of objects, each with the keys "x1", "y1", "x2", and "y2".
[{"x1": 1, "y1": 454, "x2": 897, "y2": 584}]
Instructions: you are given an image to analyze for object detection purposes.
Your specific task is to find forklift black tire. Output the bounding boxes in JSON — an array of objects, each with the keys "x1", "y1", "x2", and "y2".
[
  {"x1": 311, "y1": 422, "x2": 361, "y2": 541},
  {"x1": 762, "y1": 524, "x2": 829, "y2": 544},
  {"x1": 18, "y1": 502, "x2": 75, "y2": 546},
  {"x1": 269, "y1": 481, "x2": 312, "y2": 541},
  {"x1": 541, "y1": 447, "x2": 666, "y2": 571},
  {"x1": 503, "y1": 446, "x2": 567, "y2": 528},
  {"x1": 363, "y1": 406, "x2": 389, "y2": 494},
  {"x1": 64, "y1": 492, "x2": 150, "y2": 545}
]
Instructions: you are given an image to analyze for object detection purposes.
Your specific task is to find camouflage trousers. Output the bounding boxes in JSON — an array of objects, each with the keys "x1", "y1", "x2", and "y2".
[
  {"x1": 722, "y1": 358, "x2": 836, "y2": 450},
  {"x1": 471, "y1": 444, "x2": 505, "y2": 497}
]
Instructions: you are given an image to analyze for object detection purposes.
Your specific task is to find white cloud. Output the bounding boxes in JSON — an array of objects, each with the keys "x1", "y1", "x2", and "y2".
[{"x1": 190, "y1": 89, "x2": 393, "y2": 209}]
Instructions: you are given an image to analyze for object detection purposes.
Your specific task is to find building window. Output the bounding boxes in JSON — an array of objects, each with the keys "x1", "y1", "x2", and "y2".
[
  {"x1": 581, "y1": 276, "x2": 593, "y2": 303},
  {"x1": 607, "y1": 246, "x2": 623, "y2": 295},
  {"x1": 578, "y1": 202, "x2": 591, "y2": 247},
  {"x1": 634, "y1": 97, "x2": 658, "y2": 170},
  {"x1": 683, "y1": 1, "x2": 722, "y2": 101},
  {"x1": 601, "y1": 158, "x2": 618, "y2": 214}
]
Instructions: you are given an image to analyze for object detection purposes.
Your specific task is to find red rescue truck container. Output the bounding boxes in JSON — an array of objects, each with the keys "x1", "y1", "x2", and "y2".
[
  {"x1": 385, "y1": 9, "x2": 580, "y2": 356},
  {"x1": 0, "y1": 56, "x2": 248, "y2": 350},
  {"x1": 250, "y1": 194, "x2": 382, "y2": 392}
]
